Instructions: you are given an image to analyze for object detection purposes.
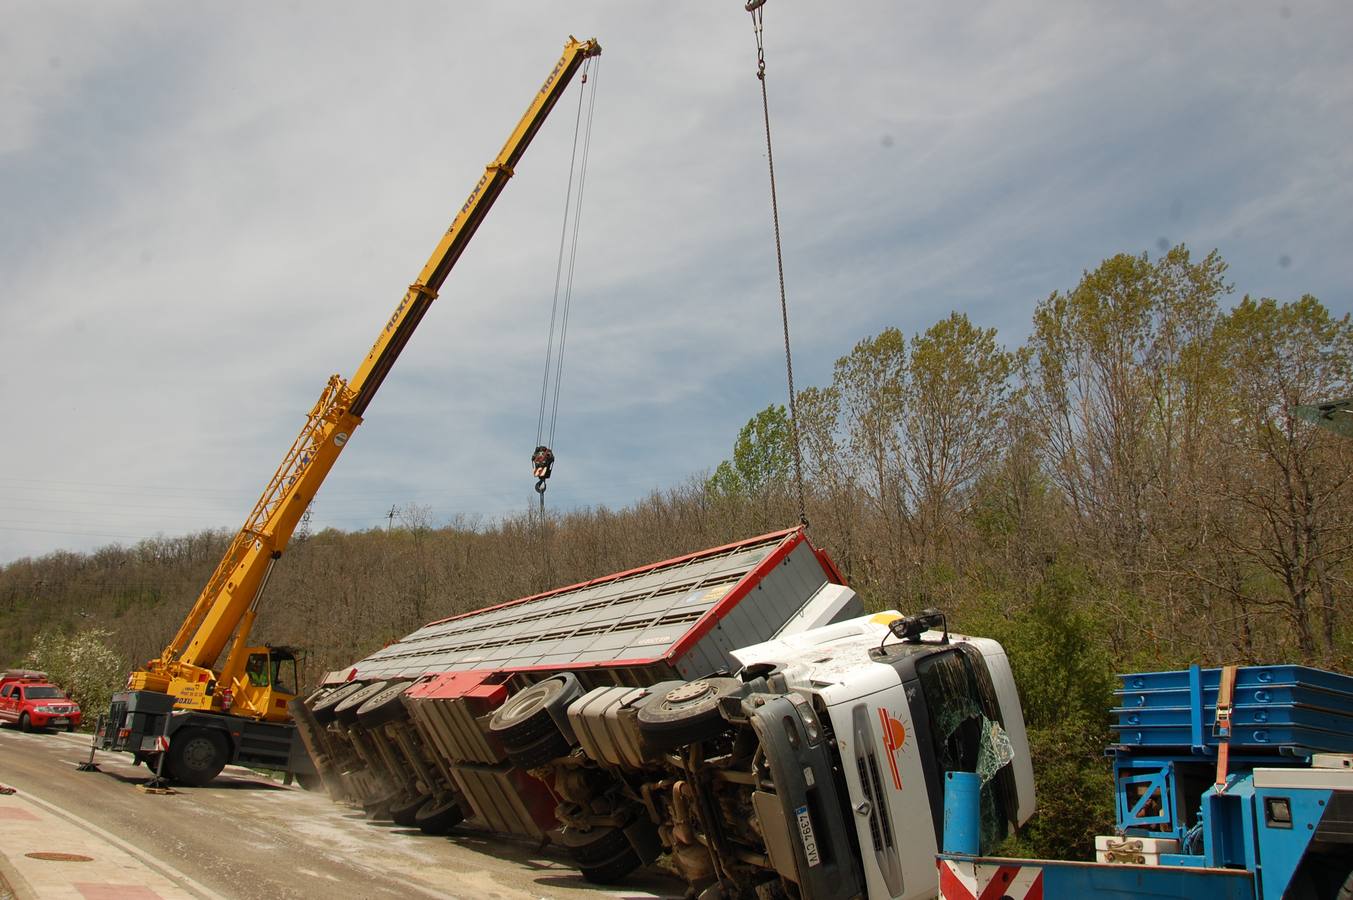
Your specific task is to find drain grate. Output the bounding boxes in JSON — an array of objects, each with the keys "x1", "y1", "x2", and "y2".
[{"x1": 25, "y1": 852, "x2": 93, "y2": 862}]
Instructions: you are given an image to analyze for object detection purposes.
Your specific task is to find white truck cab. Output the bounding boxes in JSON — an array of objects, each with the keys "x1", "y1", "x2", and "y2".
[{"x1": 730, "y1": 611, "x2": 1036, "y2": 898}]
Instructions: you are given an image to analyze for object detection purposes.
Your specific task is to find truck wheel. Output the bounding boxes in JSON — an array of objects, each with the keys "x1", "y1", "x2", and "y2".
[
  {"x1": 389, "y1": 793, "x2": 428, "y2": 828},
  {"x1": 18, "y1": 712, "x2": 32, "y2": 733},
  {"x1": 334, "y1": 681, "x2": 391, "y2": 727},
  {"x1": 489, "y1": 674, "x2": 583, "y2": 748},
  {"x1": 168, "y1": 729, "x2": 228, "y2": 786},
  {"x1": 355, "y1": 681, "x2": 412, "y2": 728},
  {"x1": 504, "y1": 728, "x2": 572, "y2": 769},
  {"x1": 414, "y1": 795, "x2": 465, "y2": 835},
  {"x1": 636, "y1": 677, "x2": 744, "y2": 750},
  {"x1": 293, "y1": 771, "x2": 324, "y2": 791},
  {"x1": 568, "y1": 828, "x2": 642, "y2": 885},
  {"x1": 310, "y1": 682, "x2": 367, "y2": 725}
]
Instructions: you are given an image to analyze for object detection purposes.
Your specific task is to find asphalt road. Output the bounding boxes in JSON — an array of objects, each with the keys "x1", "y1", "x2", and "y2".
[{"x1": 0, "y1": 725, "x2": 682, "y2": 900}]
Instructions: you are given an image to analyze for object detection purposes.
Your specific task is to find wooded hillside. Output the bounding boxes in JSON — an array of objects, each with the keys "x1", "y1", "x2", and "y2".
[{"x1": 3, "y1": 245, "x2": 1349, "y2": 855}]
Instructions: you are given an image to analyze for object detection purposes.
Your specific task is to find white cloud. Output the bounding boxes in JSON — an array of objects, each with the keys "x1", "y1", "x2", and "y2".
[{"x1": 1, "y1": 1, "x2": 1350, "y2": 562}]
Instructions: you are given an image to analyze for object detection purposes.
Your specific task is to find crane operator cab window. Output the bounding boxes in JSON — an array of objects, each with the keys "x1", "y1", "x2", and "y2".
[
  {"x1": 244, "y1": 648, "x2": 298, "y2": 695},
  {"x1": 245, "y1": 653, "x2": 271, "y2": 688}
]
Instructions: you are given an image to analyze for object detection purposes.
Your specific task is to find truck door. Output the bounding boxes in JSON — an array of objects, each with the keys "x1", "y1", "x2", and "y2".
[{"x1": 0, "y1": 684, "x2": 14, "y2": 720}]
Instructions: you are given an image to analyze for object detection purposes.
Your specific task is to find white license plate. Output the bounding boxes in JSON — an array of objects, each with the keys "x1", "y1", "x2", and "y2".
[
  {"x1": 50, "y1": 718, "x2": 68, "y2": 726},
  {"x1": 795, "y1": 804, "x2": 821, "y2": 867}
]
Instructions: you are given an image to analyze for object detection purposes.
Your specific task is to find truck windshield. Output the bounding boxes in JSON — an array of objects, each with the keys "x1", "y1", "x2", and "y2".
[
  {"x1": 25, "y1": 686, "x2": 65, "y2": 699},
  {"x1": 915, "y1": 649, "x2": 1014, "y2": 852}
]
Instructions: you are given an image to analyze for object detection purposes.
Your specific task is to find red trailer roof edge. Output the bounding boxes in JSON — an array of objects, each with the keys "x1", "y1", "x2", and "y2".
[
  {"x1": 664, "y1": 527, "x2": 826, "y2": 663},
  {"x1": 422, "y1": 526, "x2": 806, "y2": 629}
]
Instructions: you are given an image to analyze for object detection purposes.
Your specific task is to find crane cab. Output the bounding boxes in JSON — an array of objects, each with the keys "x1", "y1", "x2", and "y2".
[{"x1": 226, "y1": 645, "x2": 300, "y2": 723}]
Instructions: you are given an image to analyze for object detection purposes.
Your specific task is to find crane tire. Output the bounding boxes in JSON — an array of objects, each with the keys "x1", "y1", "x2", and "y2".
[
  {"x1": 355, "y1": 682, "x2": 412, "y2": 728},
  {"x1": 334, "y1": 681, "x2": 391, "y2": 727},
  {"x1": 415, "y1": 795, "x2": 465, "y2": 835},
  {"x1": 489, "y1": 674, "x2": 582, "y2": 747},
  {"x1": 168, "y1": 729, "x2": 228, "y2": 786},
  {"x1": 389, "y1": 793, "x2": 428, "y2": 828},
  {"x1": 310, "y1": 682, "x2": 366, "y2": 725},
  {"x1": 636, "y1": 677, "x2": 744, "y2": 751}
]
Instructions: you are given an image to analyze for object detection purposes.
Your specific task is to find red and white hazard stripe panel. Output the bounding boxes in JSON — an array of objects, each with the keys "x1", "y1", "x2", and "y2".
[{"x1": 939, "y1": 860, "x2": 1044, "y2": 900}]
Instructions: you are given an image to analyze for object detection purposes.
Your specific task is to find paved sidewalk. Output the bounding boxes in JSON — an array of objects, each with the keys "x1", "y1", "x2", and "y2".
[{"x1": 0, "y1": 782, "x2": 218, "y2": 900}]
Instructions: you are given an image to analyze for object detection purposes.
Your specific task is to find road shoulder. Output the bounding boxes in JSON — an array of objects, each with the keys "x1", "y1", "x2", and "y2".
[{"x1": 0, "y1": 777, "x2": 216, "y2": 900}]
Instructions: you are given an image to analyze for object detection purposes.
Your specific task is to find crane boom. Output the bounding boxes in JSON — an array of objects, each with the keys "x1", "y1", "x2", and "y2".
[{"x1": 131, "y1": 37, "x2": 602, "y2": 722}]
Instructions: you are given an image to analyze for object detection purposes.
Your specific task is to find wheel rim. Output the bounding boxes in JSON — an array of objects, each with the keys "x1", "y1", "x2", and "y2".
[
  {"x1": 664, "y1": 681, "x2": 715, "y2": 707},
  {"x1": 182, "y1": 737, "x2": 217, "y2": 771}
]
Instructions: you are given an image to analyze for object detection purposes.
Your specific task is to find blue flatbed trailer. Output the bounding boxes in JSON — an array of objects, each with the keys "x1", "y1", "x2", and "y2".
[{"x1": 938, "y1": 664, "x2": 1353, "y2": 900}]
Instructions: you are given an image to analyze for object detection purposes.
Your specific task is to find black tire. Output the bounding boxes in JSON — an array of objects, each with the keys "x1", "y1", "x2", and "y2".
[
  {"x1": 389, "y1": 793, "x2": 428, "y2": 828},
  {"x1": 167, "y1": 729, "x2": 228, "y2": 786},
  {"x1": 415, "y1": 795, "x2": 465, "y2": 835},
  {"x1": 505, "y1": 728, "x2": 572, "y2": 769},
  {"x1": 355, "y1": 681, "x2": 412, "y2": 728},
  {"x1": 567, "y1": 827, "x2": 630, "y2": 864},
  {"x1": 1335, "y1": 865, "x2": 1353, "y2": 900},
  {"x1": 310, "y1": 682, "x2": 366, "y2": 725},
  {"x1": 489, "y1": 674, "x2": 583, "y2": 748},
  {"x1": 18, "y1": 713, "x2": 32, "y2": 733},
  {"x1": 334, "y1": 681, "x2": 391, "y2": 727},
  {"x1": 567, "y1": 830, "x2": 643, "y2": 885},
  {"x1": 66, "y1": 723, "x2": 76, "y2": 733},
  {"x1": 293, "y1": 771, "x2": 324, "y2": 791},
  {"x1": 636, "y1": 677, "x2": 744, "y2": 750}
]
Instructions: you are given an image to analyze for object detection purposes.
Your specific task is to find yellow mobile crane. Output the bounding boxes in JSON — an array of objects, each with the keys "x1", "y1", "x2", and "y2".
[{"x1": 96, "y1": 36, "x2": 602, "y2": 786}]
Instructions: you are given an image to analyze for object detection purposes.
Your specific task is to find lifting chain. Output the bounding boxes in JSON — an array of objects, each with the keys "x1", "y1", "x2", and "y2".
[{"x1": 747, "y1": 0, "x2": 808, "y2": 527}]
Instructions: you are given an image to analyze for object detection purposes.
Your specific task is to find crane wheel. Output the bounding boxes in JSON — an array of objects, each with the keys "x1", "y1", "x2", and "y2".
[
  {"x1": 355, "y1": 682, "x2": 412, "y2": 728},
  {"x1": 310, "y1": 682, "x2": 366, "y2": 725},
  {"x1": 489, "y1": 674, "x2": 583, "y2": 749},
  {"x1": 167, "y1": 729, "x2": 228, "y2": 786},
  {"x1": 636, "y1": 677, "x2": 745, "y2": 751}
]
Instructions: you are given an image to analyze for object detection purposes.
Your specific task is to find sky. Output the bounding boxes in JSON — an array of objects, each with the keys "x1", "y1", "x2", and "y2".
[{"x1": 2, "y1": 2, "x2": 1350, "y2": 565}]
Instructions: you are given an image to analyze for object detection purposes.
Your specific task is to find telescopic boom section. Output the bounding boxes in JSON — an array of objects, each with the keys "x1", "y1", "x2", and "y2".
[{"x1": 142, "y1": 36, "x2": 602, "y2": 693}]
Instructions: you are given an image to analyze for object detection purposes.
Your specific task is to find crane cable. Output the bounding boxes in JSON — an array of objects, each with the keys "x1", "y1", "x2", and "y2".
[
  {"x1": 748, "y1": 0, "x2": 808, "y2": 527},
  {"x1": 533, "y1": 55, "x2": 601, "y2": 513}
]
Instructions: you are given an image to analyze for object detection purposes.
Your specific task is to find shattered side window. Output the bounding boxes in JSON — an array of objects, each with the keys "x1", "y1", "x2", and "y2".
[{"x1": 916, "y1": 650, "x2": 1013, "y2": 851}]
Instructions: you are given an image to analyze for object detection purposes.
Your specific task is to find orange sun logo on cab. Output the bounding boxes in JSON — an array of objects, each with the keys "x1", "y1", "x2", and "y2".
[{"x1": 878, "y1": 709, "x2": 907, "y2": 790}]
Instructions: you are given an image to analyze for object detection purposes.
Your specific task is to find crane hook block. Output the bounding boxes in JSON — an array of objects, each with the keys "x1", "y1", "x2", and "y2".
[
  {"x1": 532, "y1": 445, "x2": 555, "y2": 494},
  {"x1": 745, "y1": 0, "x2": 767, "y2": 10}
]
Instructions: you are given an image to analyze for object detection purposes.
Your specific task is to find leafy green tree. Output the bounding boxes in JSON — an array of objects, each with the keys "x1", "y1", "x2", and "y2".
[
  {"x1": 1026, "y1": 246, "x2": 1228, "y2": 570},
  {"x1": 903, "y1": 312, "x2": 1020, "y2": 542},
  {"x1": 1207, "y1": 295, "x2": 1353, "y2": 662},
  {"x1": 706, "y1": 404, "x2": 794, "y2": 506},
  {"x1": 25, "y1": 627, "x2": 125, "y2": 729}
]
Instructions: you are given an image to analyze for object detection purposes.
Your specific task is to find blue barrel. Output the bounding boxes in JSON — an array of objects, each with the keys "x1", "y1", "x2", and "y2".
[{"x1": 943, "y1": 770, "x2": 982, "y2": 855}]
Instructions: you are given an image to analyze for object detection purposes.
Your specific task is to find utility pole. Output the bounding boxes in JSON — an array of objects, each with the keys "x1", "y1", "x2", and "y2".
[{"x1": 387, "y1": 505, "x2": 398, "y2": 532}]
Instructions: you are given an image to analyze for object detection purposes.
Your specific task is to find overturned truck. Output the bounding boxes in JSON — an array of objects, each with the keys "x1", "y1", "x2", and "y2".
[{"x1": 296, "y1": 528, "x2": 1034, "y2": 899}]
